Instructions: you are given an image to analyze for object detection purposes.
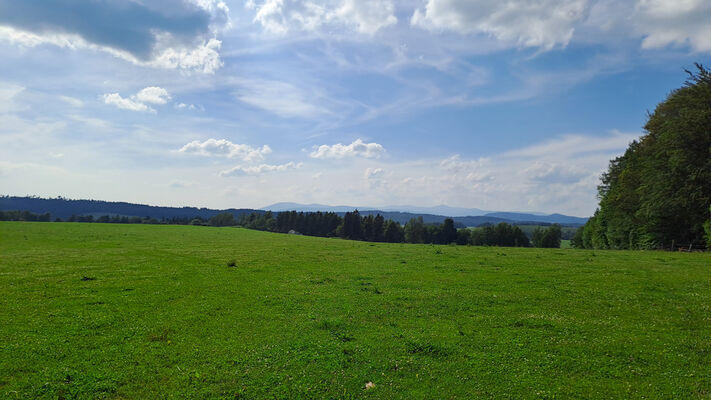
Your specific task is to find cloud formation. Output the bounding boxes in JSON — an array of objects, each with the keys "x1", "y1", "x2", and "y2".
[
  {"x1": 410, "y1": 0, "x2": 711, "y2": 53},
  {"x1": 0, "y1": 0, "x2": 228, "y2": 73},
  {"x1": 135, "y1": 87, "x2": 172, "y2": 105},
  {"x1": 310, "y1": 139, "x2": 385, "y2": 159},
  {"x1": 524, "y1": 161, "x2": 589, "y2": 184},
  {"x1": 178, "y1": 139, "x2": 272, "y2": 162},
  {"x1": 247, "y1": 0, "x2": 396, "y2": 36},
  {"x1": 235, "y1": 79, "x2": 326, "y2": 118},
  {"x1": 412, "y1": 0, "x2": 588, "y2": 50},
  {"x1": 102, "y1": 87, "x2": 172, "y2": 113},
  {"x1": 220, "y1": 161, "x2": 302, "y2": 176},
  {"x1": 102, "y1": 93, "x2": 152, "y2": 113},
  {"x1": 440, "y1": 155, "x2": 493, "y2": 182},
  {"x1": 635, "y1": 0, "x2": 711, "y2": 52}
]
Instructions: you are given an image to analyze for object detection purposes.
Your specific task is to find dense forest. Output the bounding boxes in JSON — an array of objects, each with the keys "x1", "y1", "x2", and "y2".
[
  {"x1": 574, "y1": 64, "x2": 711, "y2": 250},
  {"x1": 236, "y1": 210, "x2": 562, "y2": 247}
]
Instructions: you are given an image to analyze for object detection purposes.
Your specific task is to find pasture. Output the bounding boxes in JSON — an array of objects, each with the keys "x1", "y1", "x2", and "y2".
[{"x1": 0, "y1": 222, "x2": 709, "y2": 398}]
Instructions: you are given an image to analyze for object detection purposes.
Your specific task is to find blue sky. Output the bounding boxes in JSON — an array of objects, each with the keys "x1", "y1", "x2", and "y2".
[{"x1": 0, "y1": 0, "x2": 709, "y2": 216}]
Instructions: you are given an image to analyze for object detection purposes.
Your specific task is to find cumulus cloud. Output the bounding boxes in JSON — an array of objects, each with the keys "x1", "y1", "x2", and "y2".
[
  {"x1": 310, "y1": 139, "x2": 385, "y2": 159},
  {"x1": 178, "y1": 139, "x2": 272, "y2": 162},
  {"x1": 102, "y1": 93, "x2": 152, "y2": 113},
  {"x1": 102, "y1": 87, "x2": 172, "y2": 113},
  {"x1": 135, "y1": 87, "x2": 172, "y2": 105},
  {"x1": 247, "y1": 0, "x2": 396, "y2": 36},
  {"x1": 219, "y1": 161, "x2": 303, "y2": 176},
  {"x1": 412, "y1": 0, "x2": 588, "y2": 50},
  {"x1": 0, "y1": 0, "x2": 229, "y2": 73},
  {"x1": 409, "y1": 0, "x2": 711, "y2": 53}
]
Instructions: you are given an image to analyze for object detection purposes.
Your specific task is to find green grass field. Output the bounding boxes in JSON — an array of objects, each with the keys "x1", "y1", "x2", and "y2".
[{"x1": 1, "y1": 222, "x2": 710, "y2": 399}]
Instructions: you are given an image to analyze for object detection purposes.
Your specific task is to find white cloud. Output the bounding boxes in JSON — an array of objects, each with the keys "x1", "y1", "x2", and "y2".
[
  {"x1": 0, "y1": 28, "x2": 224, "y2": 74},
  {"x1": 248, "y1": 0, "x2": 396, "y2": 36},
  {"x1": 102, "y1": 93, "x2": 153, "y2": 113},
  {"x1": 364, "y1": 167, "x2": 386, "y2": 189},
  {"x1": 334, "y1": 0, "x2": 398, "y2": 35},
  {"x1": 411, "y1": 0, "x2": 588, "y2": 50},
  {"x1": 175, "y1": 103, "x2": 200, "y2": 111},
  {"x1": 135, "y1": 87, "x2": 171, "y2": 105},
  {"x1": 635, "y1": 0, "x2": 711, "y2": 52},
  {"x1": 149, "y1": 37, "x2": 223, "y2": 74},
  {"x1": 219, "y1": 161, "x2": 303, "y2": 176},
  {"x1": 178, "y1": 139, "x2": 272, "y2": 162},
  {"x1": 440, "y1": 155, "x2": 491, "y2": 177},
  {"x1": 310, "y1": 139, "x2": 385, "y2": 159},
  {"x1": 102, "y1": 87, "x2": 172, "y2": 113},
  {"x1": 408, "y1": 0, "x2": 711, "y2": 53}
]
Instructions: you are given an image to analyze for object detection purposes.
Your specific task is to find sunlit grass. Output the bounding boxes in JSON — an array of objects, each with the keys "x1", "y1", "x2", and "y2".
[{"x1": 0, "y1": 222, "x2": 709, "y2": 398}]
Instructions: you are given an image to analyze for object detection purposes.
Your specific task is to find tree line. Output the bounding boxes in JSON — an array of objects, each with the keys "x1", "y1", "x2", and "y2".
[
  {"x1": 1, "y1": 208, "x2": 563, "y2": 248},
  {"x1": 0, "y1": 210, "x2": 51, "y2": 222},
  {"x1": 234, "y1": 210, "x2": 561, "y2": 247}
]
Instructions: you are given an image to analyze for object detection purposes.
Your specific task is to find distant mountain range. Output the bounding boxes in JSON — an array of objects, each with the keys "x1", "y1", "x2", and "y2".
[
  {"x1": 264, "y1": 202, "x2": 491, "y2": 217},
  {"x1": 265, "y1": 203, "x2": 588, "y2": 226},
  {"x1": 1, "y1": 196, "x2": 589, "y2": 227}
]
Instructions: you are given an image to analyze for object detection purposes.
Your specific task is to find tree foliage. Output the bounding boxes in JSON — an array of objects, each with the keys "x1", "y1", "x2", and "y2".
[
  {"x1": 532, "y1": 224, "x2": 562, "y2": 248},
  {"x1": 469, "y1": 223, "x2": 531, "y2": 247},
  {"x1": 580, "y1": 64, "x2": 711, "y2": 249}
]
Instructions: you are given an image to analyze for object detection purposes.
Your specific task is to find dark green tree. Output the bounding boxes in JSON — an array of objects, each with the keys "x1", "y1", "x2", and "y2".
[
  {"x1": 404, "y1": 217, "x2": 425, "y2": 243},
  {"x1": 532, "y1": 224, "x2": 562, "y2": 248},
  {"x1": 441, "y1": 218, "x2": 457, "y2": 244},
  {"x1": 209, "y1": 212, "x2": 236, "y2": 226},
  {"x1": 384, "y1": 220, "x2": 404, "y2": 243},
  {"x1": 582, "y1": 64, "x2": 711, "y2": 249},
  {"x1": 373, "y1": 214, "x2": 385, "y2": 242},
  {"x1": 571, "y1": 226, "x2": 584, "y2": 249}
]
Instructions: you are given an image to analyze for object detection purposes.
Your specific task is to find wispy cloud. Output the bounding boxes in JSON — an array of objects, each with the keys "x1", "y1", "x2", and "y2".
[
  {"x1": 234, "y1": 78, "x2": 328, "y2": 118},
  {"x1": 219, "y1": 161, "x2": 302, "y2": 176}
]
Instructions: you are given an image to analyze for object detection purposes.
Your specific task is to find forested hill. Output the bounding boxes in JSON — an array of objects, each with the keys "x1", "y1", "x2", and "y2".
[
  {"x1": 1, "y1": 196, "x2": 587, "y2": 227},
  {"x1": 0, "y1": 196, "x2": 261, "y2": 221}
]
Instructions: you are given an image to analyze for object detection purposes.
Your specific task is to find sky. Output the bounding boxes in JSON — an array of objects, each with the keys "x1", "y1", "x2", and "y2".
[{"x1": 0, "y1": 0, "x2": 709, "y2": 217}]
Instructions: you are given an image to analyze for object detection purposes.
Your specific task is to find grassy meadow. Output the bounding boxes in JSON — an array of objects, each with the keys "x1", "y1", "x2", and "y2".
[{"x1": 1, "y1": 222, "x2": 710, "y2": 399}]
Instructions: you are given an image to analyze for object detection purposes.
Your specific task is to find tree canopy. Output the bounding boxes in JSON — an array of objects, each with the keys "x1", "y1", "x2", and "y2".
[{"x1": 579, "y1": 64, "x2": 711, "y2": 249}]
